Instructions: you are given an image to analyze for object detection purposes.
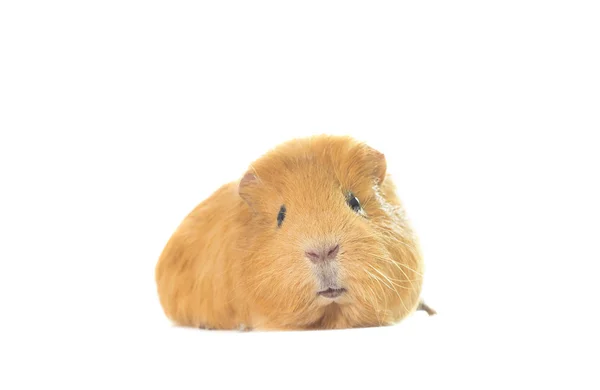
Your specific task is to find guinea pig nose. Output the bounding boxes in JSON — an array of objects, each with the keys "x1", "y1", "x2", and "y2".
[{"x1": 305, "y1": 244, "x2": 340, "y2": 263}]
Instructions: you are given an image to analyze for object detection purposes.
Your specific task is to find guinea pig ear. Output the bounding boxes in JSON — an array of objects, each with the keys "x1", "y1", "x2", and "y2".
[
  {"x1": 238, "y1": 171, "x2": 259, "y2": 205},
  {"x1": 367, "y1": 146, "x2": 387, "y2": 184}
]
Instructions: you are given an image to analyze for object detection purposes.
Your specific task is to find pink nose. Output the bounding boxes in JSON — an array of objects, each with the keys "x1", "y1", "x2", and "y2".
[{"x1": 305, "y1": 244, "x2": 340, "y2": 263}]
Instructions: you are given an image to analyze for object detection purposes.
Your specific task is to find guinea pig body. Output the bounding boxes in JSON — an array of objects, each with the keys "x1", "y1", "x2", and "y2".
[{"x1": 155, "y1": 135, "x2": 424, "y2": 330}]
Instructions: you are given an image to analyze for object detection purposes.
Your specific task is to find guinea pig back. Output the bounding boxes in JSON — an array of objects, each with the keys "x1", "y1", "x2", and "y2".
[{"x1": 155, "y1": 135, "x2": 425, "y2": 330}]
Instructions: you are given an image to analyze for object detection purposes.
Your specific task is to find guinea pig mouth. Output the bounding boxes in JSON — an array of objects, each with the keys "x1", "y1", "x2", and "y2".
[{"x1": 318, "y1": 288, "x2": 347, "y2": 299}]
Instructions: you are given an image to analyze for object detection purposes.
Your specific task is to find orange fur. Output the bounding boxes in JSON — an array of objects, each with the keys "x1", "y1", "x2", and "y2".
[{"x1": 155, "y1": 135, "x2": 424, "y2": 330}]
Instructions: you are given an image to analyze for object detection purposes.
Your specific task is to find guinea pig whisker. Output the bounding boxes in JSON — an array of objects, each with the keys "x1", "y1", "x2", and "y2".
[
  {"x1": 365, "y1": 267, "x2": 394, "y2": 291},
  {"x1": 394, "y1": 261, "x2": 423, "y2": 277},
  {"x1": 374, "y1": 273, "x2": 418, "y2": 286},
  {"x1": 368, "y1": 255, "x2": 420, "y2": 288},
  {"x1": 367, "y1": 274, "x2": 396, "y2": 326},
  {"x1": 363, "y1": 283, "x2": 383, "y2": 326},
  {"x1": 357, "y1": 286, "x2": 369, "y2": 304},
  {"x1": 367, "y1": 264, "x2": 396, "y2": 283},
  {"x1": 370, "y1": 254, "x2": 424, "y2": 278},
  {"x1": 366, "y1": 264, "x2": 413, "y2": 290},
  {"x1": 364, "y1": 269, "x2": 392, "y2": 314},
  {"x1": 388, "y1": 261, "x2": 422, "y2": 293},
  {"x1": 382, "y1": 259, "x2": 415, "y2": 291},
  {"x1": 365, "y1": 266, "x2": 408, "y2": 313},
  {"x1": 365, "y1": 263, "x2": 420, "y2": 285},
  {"x1": 361, "y1": 277, "x2": 382, "y2": 303}
]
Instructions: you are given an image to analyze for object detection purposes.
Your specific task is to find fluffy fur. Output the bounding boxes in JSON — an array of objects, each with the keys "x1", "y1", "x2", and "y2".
[{"x1": 155, "y1": 135, "x2": 424, "y2": 330}]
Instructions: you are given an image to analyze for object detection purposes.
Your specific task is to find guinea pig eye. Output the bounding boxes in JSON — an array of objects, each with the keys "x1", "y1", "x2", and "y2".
[
  {"x1": 347, "y1": 193, "x2": 362, "y2": 213},
  {"x1": 277, "y1": 205, "x2": 286, "y2": 227}
]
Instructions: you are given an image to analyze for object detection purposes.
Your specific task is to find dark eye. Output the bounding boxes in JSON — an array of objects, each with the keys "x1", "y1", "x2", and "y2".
[
  {"x1": 277, "y1": 205, "x2": 286, "y2": 227},
  {"x1": 347, "y1": 193, "x2": 362, "y2": 213}
]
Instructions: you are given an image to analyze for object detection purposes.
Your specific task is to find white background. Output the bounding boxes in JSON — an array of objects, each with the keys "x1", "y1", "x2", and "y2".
[{"x1": 1, "y1": 1, "x2": 599, "y2": 388}]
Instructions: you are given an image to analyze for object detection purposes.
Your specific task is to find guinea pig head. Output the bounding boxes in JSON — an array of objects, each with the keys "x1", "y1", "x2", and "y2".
[{"x1": 237, "y1": 135, "x2": 423, "y2": 329}]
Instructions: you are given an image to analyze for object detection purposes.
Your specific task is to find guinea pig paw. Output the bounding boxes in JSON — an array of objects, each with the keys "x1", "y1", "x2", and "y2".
[
  {"x1": 417, "y1": 301, "x2": 437, "y2": 316},
  {"x1": 238, "y1": 323, "x2": 252, "y2": 332}
]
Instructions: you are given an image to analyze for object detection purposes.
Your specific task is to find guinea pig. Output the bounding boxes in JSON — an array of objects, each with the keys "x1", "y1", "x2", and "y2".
[{"x1": 155, "y1": 135, "x2": 430, "y2": 330}]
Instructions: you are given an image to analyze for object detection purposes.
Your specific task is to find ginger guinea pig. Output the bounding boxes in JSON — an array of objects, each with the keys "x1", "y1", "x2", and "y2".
[{"x1": 155, "y1": 135, "x2": 428, "y2": 330}]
